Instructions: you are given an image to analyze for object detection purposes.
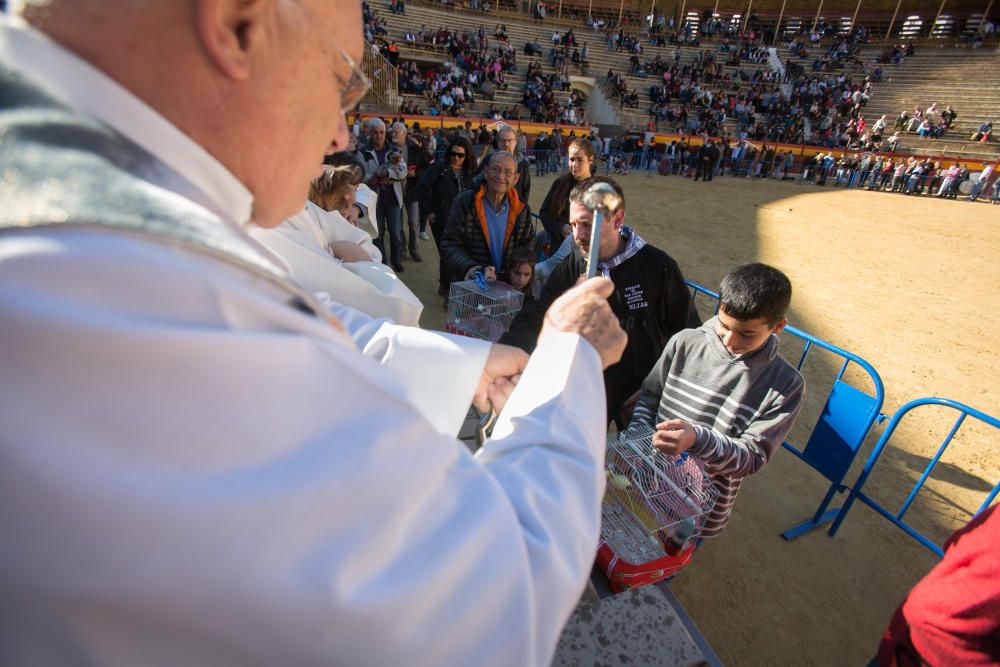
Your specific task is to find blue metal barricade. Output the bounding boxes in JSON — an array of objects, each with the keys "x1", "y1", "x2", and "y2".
[
  {"x1": 828, "y1": 397, "x2": 1000, "y2": 557},
  {"x1": 684, "y1": 280, "x2": 886, "y2": 540}
]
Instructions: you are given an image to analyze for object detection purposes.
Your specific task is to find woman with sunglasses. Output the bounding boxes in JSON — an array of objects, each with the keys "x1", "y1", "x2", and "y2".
[{"x1": 417, "y1": 136, "x2": 477, "y2": 298}]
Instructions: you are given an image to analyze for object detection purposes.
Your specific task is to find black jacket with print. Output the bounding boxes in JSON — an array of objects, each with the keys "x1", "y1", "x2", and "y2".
[{"x1": 500, "y1": 243, "x2": 701, "y2": 420}]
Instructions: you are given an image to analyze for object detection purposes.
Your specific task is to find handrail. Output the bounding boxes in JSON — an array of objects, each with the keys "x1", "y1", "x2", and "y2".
[{"x1": 362, "y1": 41, "x2": 400, "y2": 110}]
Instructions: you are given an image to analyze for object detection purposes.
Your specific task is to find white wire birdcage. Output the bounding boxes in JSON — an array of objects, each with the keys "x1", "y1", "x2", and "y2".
[
  {"x1": 446, "y1": 278, "x2": 524, "y2": 342},
  {"x1": 601, "y1": 423, "x2": 719, "y2": 565}
]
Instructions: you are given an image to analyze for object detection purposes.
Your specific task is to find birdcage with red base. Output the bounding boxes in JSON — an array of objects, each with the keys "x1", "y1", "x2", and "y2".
[{"x1": 598, "y1": 423, "x2": 718, "y2": 592}]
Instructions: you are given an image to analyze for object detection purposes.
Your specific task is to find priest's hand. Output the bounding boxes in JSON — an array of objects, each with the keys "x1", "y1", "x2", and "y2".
[
  {"x1": 473, "y1": 343, "x2": 529, "y2": 413},
  {"x1": 541, "y1": 276, "x2": 627, "y2": 369}
]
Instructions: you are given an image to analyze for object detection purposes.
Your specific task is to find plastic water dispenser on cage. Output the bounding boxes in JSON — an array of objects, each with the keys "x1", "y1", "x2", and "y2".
[
  {"x1": 598, "y1": 423, "x2": 719, "y2": 592},
  {"x1": 446, "y1": 272, "x2": 524, "y2": 342}
]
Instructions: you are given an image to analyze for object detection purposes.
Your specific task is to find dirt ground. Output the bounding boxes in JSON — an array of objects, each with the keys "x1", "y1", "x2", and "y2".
[{"x1": 398, "y1": 169, "x2": 1000, "y2": 666}]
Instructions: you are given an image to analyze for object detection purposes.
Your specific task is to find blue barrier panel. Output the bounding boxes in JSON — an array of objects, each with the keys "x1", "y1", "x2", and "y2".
[
  {"x1": 828, "y1": 397, "x2": 1000, "y2": 557},
  {"x1": 683, "y1": 280, "x2": 886, "y2": 540}
]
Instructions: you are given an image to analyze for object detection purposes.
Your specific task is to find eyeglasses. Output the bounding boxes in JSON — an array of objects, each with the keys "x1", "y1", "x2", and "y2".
[
  {"x1": 449, "y1": 151, "x2": 466, "y2": 158},
  {"x1": 297, "y1": 2, "x2": 371, "y2": 111}
]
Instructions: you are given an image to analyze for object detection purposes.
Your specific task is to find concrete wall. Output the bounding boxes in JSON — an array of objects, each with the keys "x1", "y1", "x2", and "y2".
[{"x1": 585, "y1": 82, "x2": 624, "y2": 126}]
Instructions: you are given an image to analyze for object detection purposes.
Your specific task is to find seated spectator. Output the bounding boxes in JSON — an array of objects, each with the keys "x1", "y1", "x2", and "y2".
[
  {"x1": 894, "y1": 110, "x2": 909, "y2": 131},
  {"x1": 972, "y1": 121, "x2": 993, "y2": 143},
  {"x1": 886, "y1": 132, "x2": 901, "y2": 153},
  {"x1": 941, "y1": 105, "x2": 957, "y2": 128}
]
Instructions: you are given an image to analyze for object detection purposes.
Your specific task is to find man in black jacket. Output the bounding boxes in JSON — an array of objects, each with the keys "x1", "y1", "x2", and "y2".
[
  {"x1": 441, "y1": 152, "x2": 534, "y2": 283},
  {"x1": 501, "y1": 176, "x2": 700, "y2": 422},
  {"x1": 693, "y1": 140, "x2": 713, "y2": 181},
  {"x1": 392, "y1": 122, "x2": 432, "y2": 262}
]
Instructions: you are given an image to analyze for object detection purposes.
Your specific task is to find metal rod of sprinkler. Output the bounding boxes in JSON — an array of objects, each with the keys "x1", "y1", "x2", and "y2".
[
  {"x1": 581, "y1": 182, "x2": 623, "y2": 279},
  {"x1": 587, "y1": 209, "x2": 603, "y2": 278}
]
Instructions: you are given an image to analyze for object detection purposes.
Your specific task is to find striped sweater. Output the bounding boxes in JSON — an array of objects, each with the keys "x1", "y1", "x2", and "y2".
[{"x1": 630, "y1": 317, "x2": 805, "y2": 538}]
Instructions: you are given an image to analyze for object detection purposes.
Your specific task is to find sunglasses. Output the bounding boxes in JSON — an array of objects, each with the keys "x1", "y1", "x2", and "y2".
[{"x1": 450, "y1": 151, "x2": 466, "y2": 158}]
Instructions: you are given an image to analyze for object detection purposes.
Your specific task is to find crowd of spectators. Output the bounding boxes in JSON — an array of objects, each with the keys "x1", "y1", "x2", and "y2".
[
  {"x1": 587, "y1": 134, "x2": 998, "y2": 206},
  {"x1": 375, "y1": 10, "x2": 588, "y2": 124},
  {"x1": 375, "y1": 0, "x2": 997, "y2": 177},
  {"x1": 387, "y1": 19, "x2": 520, "y2": 117},
  {"x1": 796, "y1": 152, "x2": 998, "y2": 203}
]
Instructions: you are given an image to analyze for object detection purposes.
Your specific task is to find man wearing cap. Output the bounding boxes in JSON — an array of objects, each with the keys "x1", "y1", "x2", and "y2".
[{"x1": 0, "y1": 2, "x2": 628, "y2": 664}]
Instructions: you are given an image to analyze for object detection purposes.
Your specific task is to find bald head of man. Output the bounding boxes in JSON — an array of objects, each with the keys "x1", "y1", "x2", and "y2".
[{"x1": 21, "y1": 0, "x2": 363, "y2": 227}]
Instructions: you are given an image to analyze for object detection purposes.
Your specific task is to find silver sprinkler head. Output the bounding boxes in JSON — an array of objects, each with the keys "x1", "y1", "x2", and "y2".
[{"x1": 581, "y1": 182, "x2": 622, "y2": 214}]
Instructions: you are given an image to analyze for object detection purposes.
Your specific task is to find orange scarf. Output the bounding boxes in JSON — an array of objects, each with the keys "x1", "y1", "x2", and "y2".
[{"x1": 473, "y1": 184, "x2": 525, "y2": 261}]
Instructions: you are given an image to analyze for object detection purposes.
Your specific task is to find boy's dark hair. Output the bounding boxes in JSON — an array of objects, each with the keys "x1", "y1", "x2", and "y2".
[
  {"x1": 568, "y1": 176, "x2": 626, "y2": 210},
  {"x1": 719, "y1": 263, "x2": 792, "y2": 325}
]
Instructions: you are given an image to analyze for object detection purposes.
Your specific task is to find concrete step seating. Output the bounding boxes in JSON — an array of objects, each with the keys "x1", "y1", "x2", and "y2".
[
  {"x1": 375, "y1": 2, "x2": 999, "y2": 159},
  {"x1": 774, "y1": 42, "x2": 999, "y2": 159},
  {"x1": 374, "y1": 0, "x2": 776, "y2": 127}
]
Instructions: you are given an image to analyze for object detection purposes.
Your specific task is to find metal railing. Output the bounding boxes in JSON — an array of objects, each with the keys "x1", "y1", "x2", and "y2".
[
  {"x1": 829, "y1": 397, "x2": 1000, "y2": 557},
  {"x1": 362, "y1": 42, "x2": 400, "y2": 111}
]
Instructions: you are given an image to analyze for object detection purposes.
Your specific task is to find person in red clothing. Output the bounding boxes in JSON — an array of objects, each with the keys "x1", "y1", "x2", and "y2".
[{"x1": 878, "y1": 504, "x2": 1000, "y2": 666}]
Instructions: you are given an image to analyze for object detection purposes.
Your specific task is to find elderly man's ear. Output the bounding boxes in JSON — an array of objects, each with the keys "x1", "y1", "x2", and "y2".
[{"x1": 195, "y1": 0, "x2": 272, "y2": 81}]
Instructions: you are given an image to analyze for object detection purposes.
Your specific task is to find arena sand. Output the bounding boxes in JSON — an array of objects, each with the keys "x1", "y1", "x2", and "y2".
[{"x1": 399, "y1": 170, "x2": 1000, "y2": 666}]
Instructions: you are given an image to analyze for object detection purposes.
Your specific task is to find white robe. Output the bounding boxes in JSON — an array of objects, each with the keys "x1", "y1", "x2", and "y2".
[
  {"x1": 252, "y1": 203, "x2": 424, "y2": 327},
  {"x1": 0, "y1": 228, "x2": 607, "y2": 667},
  {"x1": 0, "y1": 16, "x2": 610, "y2": 667}
]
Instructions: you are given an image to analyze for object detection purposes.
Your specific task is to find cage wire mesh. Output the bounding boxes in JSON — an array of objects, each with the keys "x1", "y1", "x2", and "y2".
[
  {"x1": 602, "y1": 423, "x2": 719, "y2": 565},
  {"x1": 446, "y1": 278, "x2": 524, "y2": 342}
]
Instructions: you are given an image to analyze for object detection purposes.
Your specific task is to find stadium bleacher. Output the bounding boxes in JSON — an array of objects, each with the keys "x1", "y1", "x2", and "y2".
[{"x1": 366, "y1": 0, "x2": 998, "y2": 163}]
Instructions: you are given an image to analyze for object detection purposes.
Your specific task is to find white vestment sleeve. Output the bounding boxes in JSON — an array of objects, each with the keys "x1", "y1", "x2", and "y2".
[
  {"x1": 315, "y1": 301, "x2": 489, "y2": 437},
  {"x1": 1, "y1": 232, "x2": 606, "y2": 667},
  {"x1": 251, "y1": 213, "x2": 423, "y2": 327},
  {"x1": 360, "y1": 324, "x2": 491, "y2": 437},
  {"x1": 313, "y1": 206, "x2": 380, "y2": 261}
]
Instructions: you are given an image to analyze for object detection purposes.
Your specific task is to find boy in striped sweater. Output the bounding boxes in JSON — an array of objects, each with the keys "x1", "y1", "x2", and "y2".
[{"x1": 629, "y1": 263, "x2": 806, "y2": 538}]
